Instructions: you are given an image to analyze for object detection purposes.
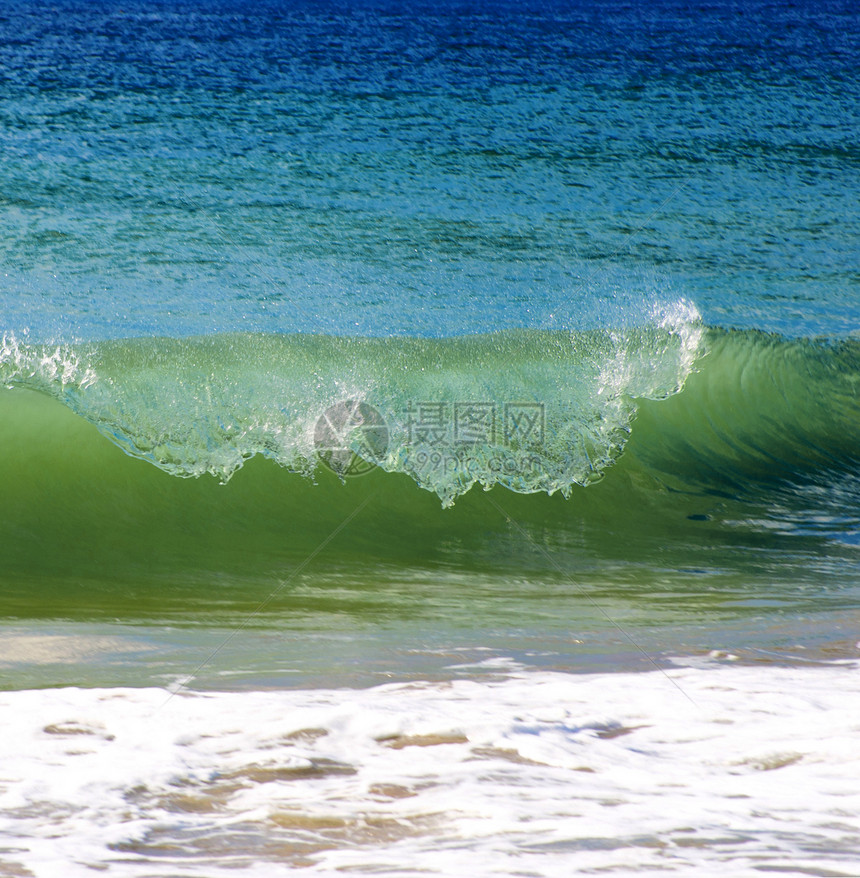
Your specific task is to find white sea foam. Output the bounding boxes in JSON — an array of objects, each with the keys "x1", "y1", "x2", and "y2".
[
  {"x1": 1, "y1": 662, "x2": 858, "y2": 877},
  {"x1": 0, "y1": 333, "x2": 98, "y2": 391}
]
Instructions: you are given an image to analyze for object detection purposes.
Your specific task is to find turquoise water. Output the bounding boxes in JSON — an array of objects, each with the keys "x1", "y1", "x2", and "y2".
[
  {"x1": 2, "y1": 0, "x2": 858, "y2": 342},
  {"x1": 1, "y1": 0, "x2": 858, "y2": 683}
]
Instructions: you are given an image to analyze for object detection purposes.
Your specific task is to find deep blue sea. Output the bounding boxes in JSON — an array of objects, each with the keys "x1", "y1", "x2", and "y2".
[{"x1": 1, "y1": 1, "x2": 859, "y2": 875}]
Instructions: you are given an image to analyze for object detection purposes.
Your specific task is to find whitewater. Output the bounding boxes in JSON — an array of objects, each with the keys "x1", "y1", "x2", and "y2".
[{"x1": 2, "y1": 661, "x2": 860, "y2": 878}]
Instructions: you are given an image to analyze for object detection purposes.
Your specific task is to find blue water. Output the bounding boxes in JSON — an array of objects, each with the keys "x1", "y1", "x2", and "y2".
[{"x1": 1, "y1": 0, "x2": 858, "y2": 343}]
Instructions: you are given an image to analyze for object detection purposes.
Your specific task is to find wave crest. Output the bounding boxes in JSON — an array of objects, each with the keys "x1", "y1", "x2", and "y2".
[{"x1": 0, "y1": 305, "x2": 705, "y2": 504}]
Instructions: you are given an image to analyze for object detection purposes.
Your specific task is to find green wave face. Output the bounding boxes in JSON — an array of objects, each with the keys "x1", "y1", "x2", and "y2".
[{"x1": 1, "y1": 319, "x2": 859, "y2": 618}]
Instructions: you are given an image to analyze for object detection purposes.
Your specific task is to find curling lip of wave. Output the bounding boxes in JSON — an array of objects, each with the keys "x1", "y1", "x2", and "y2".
[{"x1": 0, "y1": 308, "x2": 703, "y2": 505}]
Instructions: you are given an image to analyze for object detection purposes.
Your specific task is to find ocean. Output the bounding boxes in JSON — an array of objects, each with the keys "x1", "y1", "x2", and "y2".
[{"x1": 1, "y1": 0, "x2": 859, "y2": 875}]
